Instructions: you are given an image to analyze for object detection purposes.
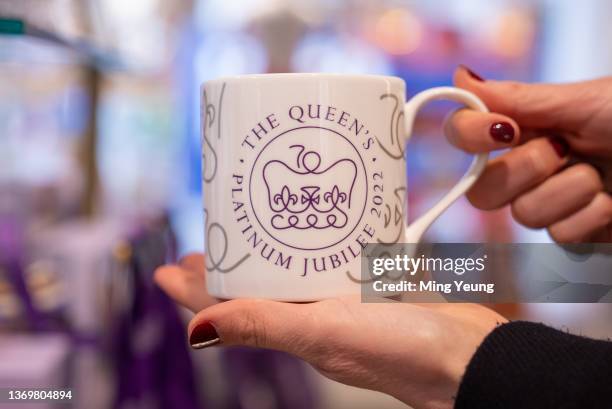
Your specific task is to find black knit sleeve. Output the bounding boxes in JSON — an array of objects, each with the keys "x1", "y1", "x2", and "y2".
[{"x1": 454, "y1": 321, "x2": 612, "y2": 409}]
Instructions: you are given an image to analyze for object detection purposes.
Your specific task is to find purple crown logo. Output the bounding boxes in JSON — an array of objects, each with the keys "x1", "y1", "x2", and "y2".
[{"x1": 262, "y1": 145, "x2": 358, "y2": 230}]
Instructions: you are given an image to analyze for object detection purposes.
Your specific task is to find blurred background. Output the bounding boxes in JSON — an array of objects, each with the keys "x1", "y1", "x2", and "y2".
[{"x1": 1, "y1": 0, "x2": 612, "y2": 408}]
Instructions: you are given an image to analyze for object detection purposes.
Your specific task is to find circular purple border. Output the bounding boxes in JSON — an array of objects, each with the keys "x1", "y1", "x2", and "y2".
[{"x1": 248, "y1": 125, "x2": 369, "y2": 251}]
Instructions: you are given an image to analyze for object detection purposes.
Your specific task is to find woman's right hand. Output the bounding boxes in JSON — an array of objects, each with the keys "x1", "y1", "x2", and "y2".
[{"x1": 445, "y1": 67, "x2": 612, "y2": 242}]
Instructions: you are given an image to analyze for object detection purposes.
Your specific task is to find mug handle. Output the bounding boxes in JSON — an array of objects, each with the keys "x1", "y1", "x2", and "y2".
[{"x1": 403, "y1": 87, "x2": 489, "y2": 243}]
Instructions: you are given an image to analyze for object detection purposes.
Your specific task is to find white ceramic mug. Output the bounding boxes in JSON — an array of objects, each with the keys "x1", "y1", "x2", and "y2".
[{"x1": 201, "y1": 73, "x2": 488, "y2": 301}]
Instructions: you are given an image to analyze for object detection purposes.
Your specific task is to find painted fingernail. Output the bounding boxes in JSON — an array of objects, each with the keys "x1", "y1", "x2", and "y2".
[
  {"x1": 490, "y1": 122, "x2": 514, "y2": 143},
  {"x1": 592, "y1": 164, "x2": 606, "y2": 180},
  {"x1": 549, "y1": 136, "x2": 569, "y2": 158},
  {"x1": 189, "y1": 322, "x2": 220, "y2": 349},
  {"x1": 460, "y1": 64, "x2": 484, "y2": 82}
]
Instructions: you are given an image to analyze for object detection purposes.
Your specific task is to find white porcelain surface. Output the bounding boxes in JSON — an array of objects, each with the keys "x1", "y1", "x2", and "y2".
[{"x1": 201, "y1": 73, "x2": 488, "y2": 300}]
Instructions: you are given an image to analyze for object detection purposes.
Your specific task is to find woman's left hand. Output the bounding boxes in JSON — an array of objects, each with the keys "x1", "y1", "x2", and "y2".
[
  {"x1": 446, "y1": 67, "x2": 612, "y2": 242},
  {"x1": 155, "y1": 253, "x2": 507, "y2": 409}
]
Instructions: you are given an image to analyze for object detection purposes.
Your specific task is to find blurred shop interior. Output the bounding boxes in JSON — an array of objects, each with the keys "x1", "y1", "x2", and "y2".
[{"x1": 1, "y1": 1, "x2": 612, "y2": 408}]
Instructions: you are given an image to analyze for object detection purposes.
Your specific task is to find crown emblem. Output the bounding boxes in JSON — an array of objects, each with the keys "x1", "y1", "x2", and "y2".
[{"x1": 262, "y1": 145, "x2": 358, "y2": 230}]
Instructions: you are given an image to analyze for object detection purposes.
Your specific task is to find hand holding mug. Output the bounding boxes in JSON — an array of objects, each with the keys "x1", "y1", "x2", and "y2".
[
  {"x1": 155, "y1": 254, "x2": 506, "y2": 409},
  {"x1": 447, "y1": 66, "x2": 612, "y2": 242},
  {"x1": 155, "y1": 71, "x2": 612, "y2": 409}
]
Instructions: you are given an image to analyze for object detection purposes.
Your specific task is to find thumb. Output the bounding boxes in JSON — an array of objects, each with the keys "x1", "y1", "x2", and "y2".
[
  {"x1": 187, "y1": 299, "x2": 318, "y2": 356},
  {"x1": 454, "y1": 65, "x2": 603, "y2": 130}
]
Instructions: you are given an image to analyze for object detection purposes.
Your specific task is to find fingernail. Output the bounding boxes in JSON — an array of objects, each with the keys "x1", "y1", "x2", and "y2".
[
  {"x1": 490, "y1": 122, "x2": 514, "y2": 143},
  {"x1": 592, "y1": 164, "x2": 606, "y2": 180},
  {"x1": 549, "y1": 136, "x2": 569, "y2": 158},
  {"x1": 189, "y1": 322, "x2": 220, "y2": 349},
  {"x1": 460, "y1": 64, "x2": 484, "y2": 82}
]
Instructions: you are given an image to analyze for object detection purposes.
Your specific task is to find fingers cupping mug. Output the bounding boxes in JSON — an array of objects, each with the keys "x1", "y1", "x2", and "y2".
[{"x1": 201, "y1": 73, "x2": 488, "y2": 301}]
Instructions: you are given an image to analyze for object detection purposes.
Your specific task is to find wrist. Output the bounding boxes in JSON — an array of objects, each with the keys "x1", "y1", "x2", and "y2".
[
  {"x1": 423, "y1": 316, "x2": 506, "y2": 409},
  {"x1": 393, "y1": 336, "x2": 480, "y2": 409}
]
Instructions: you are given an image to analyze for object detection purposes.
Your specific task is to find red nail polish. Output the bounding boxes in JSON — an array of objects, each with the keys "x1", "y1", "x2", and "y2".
[
  {"x1": 549, "y1": 137, "x2": 569, "y2": 158},
  {"x1": 490, "y1": 122, "x2": 514, "y2": 143},
  {"x1": 460, "y1": 64, "x2": 484, "y2": 82},
  {"x1": 592, "y1": 164, "x2": 605, "y2": 180},
  {"x1": 190, "y1": 322, "x2": 220, "y2": 349}
]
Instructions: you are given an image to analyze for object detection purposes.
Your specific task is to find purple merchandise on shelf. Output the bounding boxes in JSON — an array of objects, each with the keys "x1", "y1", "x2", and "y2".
[
  {"x1": 0, "y1": 215, "x2": 47, "y2": 330},
  {"x1": 112, "y1": 230, "x2": 202, "y2": 409},
  {"x1": 222, "y1": 348, "x2": 318, "y2": 409}
]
